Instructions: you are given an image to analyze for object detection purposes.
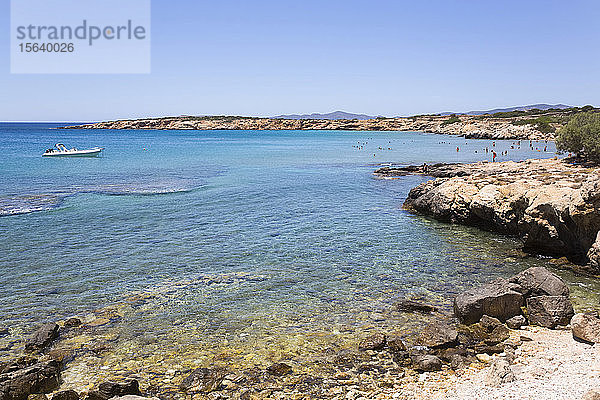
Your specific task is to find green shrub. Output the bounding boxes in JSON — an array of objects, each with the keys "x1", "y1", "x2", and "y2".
[
  {"x1": 556, "y1": 111, "x2": 600, "y2": 160},
  {"x1": 512, "y1": 116, "x2": 556, "y2": 133},
  {"x1": 441, "y1": 114, "x2": 461, "y2": 126}
]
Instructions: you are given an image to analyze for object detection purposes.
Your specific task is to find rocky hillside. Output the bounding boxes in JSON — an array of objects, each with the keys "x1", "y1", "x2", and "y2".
[
  {"x1": 61, "y1": 114, "x2": 553, "y2": 140},
  {"x1": 376, "y1": 159, "x2": 600, "y2": 268}
]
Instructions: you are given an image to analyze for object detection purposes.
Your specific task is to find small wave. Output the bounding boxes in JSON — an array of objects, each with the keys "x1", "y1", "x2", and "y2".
[
  {"x1": 0, "y1": 195, "x2": 63, "y2": 217},
  {"x1": 0, "y1": 180, "x2": 203, "y2": 216}
]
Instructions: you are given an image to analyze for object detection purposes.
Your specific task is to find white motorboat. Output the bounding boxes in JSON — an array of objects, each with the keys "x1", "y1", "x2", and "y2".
[{"x1": 42, "y1": 143, "x2": 104, "y2": 157}]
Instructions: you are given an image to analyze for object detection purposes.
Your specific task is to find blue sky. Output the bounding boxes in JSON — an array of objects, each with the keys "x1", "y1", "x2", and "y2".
[{"x1": 1, "y1": 0, "x2": 600, "y2": 121}]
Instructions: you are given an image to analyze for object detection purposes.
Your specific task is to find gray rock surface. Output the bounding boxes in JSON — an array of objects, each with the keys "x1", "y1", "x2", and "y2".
[
  {"x1": 485, "y1": 358, "x2": 516, "y2": 386},
  {"x1": 0, "y1": 360, "x2": 60, "y2": 400},
  {"x1": 571, "y1": 313, "x2": 600, "y2": 343},
  {"x1": 403, "y1": 159, "x2": 600, "y2": 264},
  {"x1": 509, "y1": 267, "x2": 569, "y2": 297},
  {"x1": 527, "y1": 295, "x2": 574, "y2": 328},
  {"x1": 25, "y1": 323, "x2": 59, "y2": 352},
  {"x1": 453, "y1": 278, "x2": 524, "y2": 324},
  {"x1": 417, "y1": 322, "x2": 458, "y2": 348},
  {"x1": 506, "y1": 315, "x2": 527, "y2": 329},
  {"x1": 412, "y1": 355, "x2": 443, "y2": 372},
  {"x1": 588, "y1": 232, "x2": 600, "y2": 270}
]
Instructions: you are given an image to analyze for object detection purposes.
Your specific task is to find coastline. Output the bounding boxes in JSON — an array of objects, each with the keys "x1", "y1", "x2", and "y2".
[
  {"x1": 62, "y1": 115, "x2": 553, "y2": 141},
  {"x1": 376, "y1": 158, "x2": 600, "y2": 271}
]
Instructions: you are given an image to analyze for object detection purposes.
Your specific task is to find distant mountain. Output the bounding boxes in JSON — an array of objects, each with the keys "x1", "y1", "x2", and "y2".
[
  {"x1": 273, "y1": 111, "x2": 380, "y2": 120},
  {"x1": 462, "y1": 104, "x2": 572, "y2": 116}
]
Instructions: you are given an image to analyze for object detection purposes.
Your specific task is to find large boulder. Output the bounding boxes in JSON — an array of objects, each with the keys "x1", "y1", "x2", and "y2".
[
  {"x1": 25, "y1": 323, "x2": 59, "y2": 352},
  {"x1": 588, "y1": 232, "x2": 600, "y2": 271},
  {"x1": 509, "y1": 267, "x2": 569, "y2": 297},
  {"x1": 454, "y1": 278, "x2": 524, "y2": 324},
  {"x1": 571, "y1": 313, "x2": 600, "y2": 343},
  {"x1": 417, "y1": 321, "x2": 458, "y2": 348},
  {"x1": 0, "y1": 360, "x2": 60, "y2": 400},
  {"x1": 526, "y1": 296, "x2": 574, "y2": 328}
]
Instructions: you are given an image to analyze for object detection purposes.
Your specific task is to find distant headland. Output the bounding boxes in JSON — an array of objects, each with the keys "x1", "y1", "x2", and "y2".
[{"x1": 63, "y1": 105, "x2": 596, "y2": 141}]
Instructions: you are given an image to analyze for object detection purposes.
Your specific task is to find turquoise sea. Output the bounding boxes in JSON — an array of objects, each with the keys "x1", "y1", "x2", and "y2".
[{"x1": 1, "y1": 124, "x2": 598, "y2": 390}]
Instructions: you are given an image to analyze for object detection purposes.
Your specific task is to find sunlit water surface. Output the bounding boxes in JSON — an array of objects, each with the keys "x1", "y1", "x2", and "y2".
[{"x1": 1, "y1": 124, "x2": 598, "y2": 391}]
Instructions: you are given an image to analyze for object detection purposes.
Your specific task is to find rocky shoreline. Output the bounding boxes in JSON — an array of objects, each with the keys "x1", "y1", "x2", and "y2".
[
  {"x1": 376, "y1": 158, "x2": 600, "y2": 270},
  {"x1": 63, "y1": 115, "x2": 552, "y2": 140},
  {"x1": 2, "y1": 266, "x2": 599, "y2": 400}
]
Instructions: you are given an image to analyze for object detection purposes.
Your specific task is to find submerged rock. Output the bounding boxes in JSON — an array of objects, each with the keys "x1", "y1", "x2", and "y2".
[
  {"x1": 179, "y1": 367, "x2": 226, "y2": 393},
  {"x1": 526, "y1": 295, "x2": 574, "y2": 328},
  {"x1": 266, "y1": 362, "x2": 292, "y2": 376},
  {"x1": 87, "y1": 380, "x2": 141, "y2": 400},
  {"x1": 417, "y1": 321, "x2": 458, "y2": 349},
  {"x1": 358, "y1": 333, "x2": 386, "y2": 351},
  {"x1": 25, "y1": 323, "x2": 59, "y2": 352},
  {"x1": 454, "y1": 278, "x2": 523, "y2": 324},
  {"x1": 63, "y1": 318, "x2": 82, "y2": 329},
  {"x1": 571, "y1": 313, "x2": 600, "y2": 343},
  {"x1": 395, "y1": 299, "x2": 437, "y2": 314},
  {"x1": 386, "y1": 337, "x2": 407, "y2": 353},
  {"x1": 0, "y1": 360, "x2": 60, "y2": 400}
]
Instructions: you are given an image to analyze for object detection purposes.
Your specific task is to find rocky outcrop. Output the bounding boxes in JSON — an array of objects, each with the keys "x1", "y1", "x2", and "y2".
[
  {"x1": 63, "y1": 115, "x2": 554, "y2": 140},
  {"x1": 401, "y1": 159, "x2": 600, "y2": 266},
  {"x1": 0, "y1": 360, "x2": 60, "y2": 400},
  {"x1": 571, "y1": 313, "x2": 600, "y2": 343},
  {"x1": 526, "y1": 296, "x2": 574, "y2": 328},
  {"x1": 453, "y1": 278, "x2": 524, "y2": 324}
]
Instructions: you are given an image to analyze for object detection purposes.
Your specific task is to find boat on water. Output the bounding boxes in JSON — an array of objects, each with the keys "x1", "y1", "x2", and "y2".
[{"x1": 42, "y1": 143, "x2": 104, "y2": 157}]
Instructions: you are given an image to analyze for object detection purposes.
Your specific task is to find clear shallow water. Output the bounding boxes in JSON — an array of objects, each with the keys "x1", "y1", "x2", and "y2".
[{"x1": 1, "y1": 124, "x2": 597, "y2": 389}]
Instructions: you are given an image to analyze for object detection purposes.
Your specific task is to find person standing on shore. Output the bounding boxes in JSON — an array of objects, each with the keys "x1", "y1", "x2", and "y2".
[{"x1": 492, "y1": 150, "x2": 497, "y2": 162}]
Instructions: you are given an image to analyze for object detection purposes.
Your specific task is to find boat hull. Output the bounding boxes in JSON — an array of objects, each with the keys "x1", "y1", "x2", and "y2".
[{"x1": 42, "y1": 148, "x2": 103, "y2": 157}]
